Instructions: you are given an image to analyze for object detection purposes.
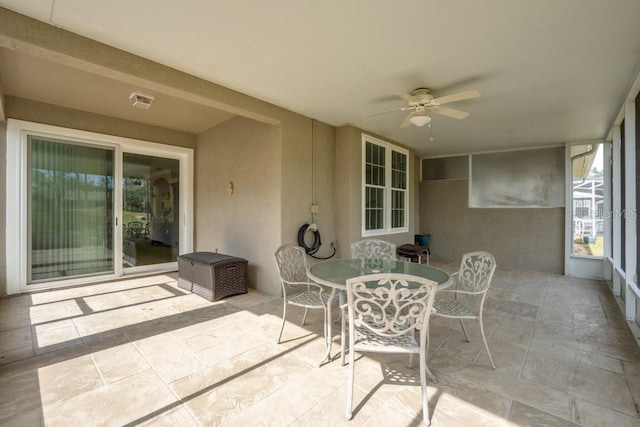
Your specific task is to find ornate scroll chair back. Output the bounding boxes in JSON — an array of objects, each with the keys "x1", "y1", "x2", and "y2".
[
  {"x1": 345, "y1": 273, "x2": 438, "y2": 425},
  {"x1": 433, "y1": 251, "x2": 497, "y2": 369},
  {"x1": 350, "y1": 239, "x2": 396, "y2": 260},
  {"x1": 457, "y1": 251, "x2": 496, "y2": 294},
  {"x1": 126, "y1": 221, "x2": 144, "y2": 239},
  {"x1": 273, "y1": 245, "x2": 329, "y2": 344},
  {"x1": 343, "y1": 239, "x2": 397, "y2": 364}
]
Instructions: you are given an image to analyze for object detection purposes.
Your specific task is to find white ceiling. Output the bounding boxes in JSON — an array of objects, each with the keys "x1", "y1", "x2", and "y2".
[{"x1": 1, "y1": 0, "x2": 640, "y2": 157}]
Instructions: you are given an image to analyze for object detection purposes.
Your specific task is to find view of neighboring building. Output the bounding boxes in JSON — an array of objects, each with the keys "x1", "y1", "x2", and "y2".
[{"x1": 573, "y1": 149, "x2": 605, "y2": 256}]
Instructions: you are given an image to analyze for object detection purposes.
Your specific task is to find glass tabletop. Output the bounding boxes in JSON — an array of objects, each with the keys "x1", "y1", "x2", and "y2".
[{"x1": 307, "y1": 258, "x2": 451, "y2": 289}]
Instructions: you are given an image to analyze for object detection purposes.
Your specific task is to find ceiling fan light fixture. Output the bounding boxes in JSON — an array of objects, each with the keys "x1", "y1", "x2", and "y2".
[{"x1": 409, "y1": 114, "x2": 432, "y2": 127}]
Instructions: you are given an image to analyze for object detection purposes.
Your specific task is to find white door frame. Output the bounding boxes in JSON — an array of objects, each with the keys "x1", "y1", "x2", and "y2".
[
  {"x1": 564, "y1": 140, "x2": 606, "y2": 279},
  {"x1": 5, "y1": 119, "x2": 193, "y2": 294}
]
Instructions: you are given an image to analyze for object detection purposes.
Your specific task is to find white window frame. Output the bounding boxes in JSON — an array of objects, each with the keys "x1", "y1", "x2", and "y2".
[
  {"x1": 361, "y1": 134, "x2": 409, "y2": 237},
  {"x1": 6, "y1": 119, "x2": 194, "y2": 294}
]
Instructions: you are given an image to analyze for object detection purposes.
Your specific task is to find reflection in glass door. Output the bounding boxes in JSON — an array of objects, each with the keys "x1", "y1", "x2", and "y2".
[
  {"x1": 122, "y1": 153, "x2": 180, "y2": 269},
  {"x1": 29, "y1": 137, "x2": 114, "y2": 282}
]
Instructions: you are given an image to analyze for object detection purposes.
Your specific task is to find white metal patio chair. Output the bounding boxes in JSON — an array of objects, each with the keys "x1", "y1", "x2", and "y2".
[
  {"x1": 432, "y1": 251, "x2": 497, "y2": 369},
  {"x1": 274, "y1": 245, "x2": 330, "y2": 343},
  {"x1": 345, "y1": 273, "x2": 438, "y2": 424},
  {"x1": 340, "y1": 239, "x2": 398, "y2": 364},
  {"x1": 350, "y1": 239, "x2": 396, "y2": 262}
]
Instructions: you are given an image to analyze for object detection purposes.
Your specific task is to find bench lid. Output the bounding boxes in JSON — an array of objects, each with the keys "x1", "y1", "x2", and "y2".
[{"x1": 178, "y1": 252, "x2": 246, "y2": 265}]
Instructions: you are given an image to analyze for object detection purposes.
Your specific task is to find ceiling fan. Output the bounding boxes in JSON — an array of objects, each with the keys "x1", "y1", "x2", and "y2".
[{"x1": 368, "y1": 88, "x2": 481, "y2": 127}]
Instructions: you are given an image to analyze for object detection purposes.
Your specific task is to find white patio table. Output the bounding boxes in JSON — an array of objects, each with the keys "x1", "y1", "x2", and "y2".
[{"x1": 307, "y1": 258, "x2": 452, "y2": 365}]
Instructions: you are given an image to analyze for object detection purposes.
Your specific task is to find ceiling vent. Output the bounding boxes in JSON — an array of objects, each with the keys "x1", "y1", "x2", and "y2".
[{"x1": 129, "y1": 91, "x2": 155, "y2": 109}]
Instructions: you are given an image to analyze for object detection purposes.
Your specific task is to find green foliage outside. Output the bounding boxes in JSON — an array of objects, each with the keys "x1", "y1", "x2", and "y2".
[
  {"x1": 123, "y1": 178, "x2": 149, "y2": 226},
  {"x1": 573, "y1": 235, "x2": 603, "y2": 257}
]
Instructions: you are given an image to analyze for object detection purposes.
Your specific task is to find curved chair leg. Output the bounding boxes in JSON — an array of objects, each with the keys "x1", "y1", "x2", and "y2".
[
  {"x1": 345, "y1": 335, "x2": 355, "y2": 420},
  {"x1": 341, "y1": 308, "x2": 347, "y2": 365},
  {"x1": 459, "y1": 319, "x2": 470, "y2": 342},
  {"x1": 302, "y1": 307, "x2": 309, "y2": 325},
  {"x1": 277, "y1": 302, "x2": 288, "y2": 344},
  {"x1": 478, "y1": 317, "x2": 496, "y2": 369},
  {"x1": 323, "y1": 307, "x2": 328, "y2": 348},
  {"x1": 423, "y1": 328, "x2": 438, "y2": 383},
  {"x1": 419, "y1": 350, "x2": 431, "y2": 426}
]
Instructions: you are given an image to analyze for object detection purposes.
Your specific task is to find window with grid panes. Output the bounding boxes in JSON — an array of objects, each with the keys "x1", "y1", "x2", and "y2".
[{"x1": 362, "y1": 134, "x2": 409, "y2": 236}]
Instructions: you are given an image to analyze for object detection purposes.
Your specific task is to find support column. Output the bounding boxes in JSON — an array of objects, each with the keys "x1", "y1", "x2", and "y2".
[
  {"x1": 612, "y1": 127, "x2": 622, "y2": 296},
  {"x1": 624, "y1": 98, "x2": 637, "y2": 320}
]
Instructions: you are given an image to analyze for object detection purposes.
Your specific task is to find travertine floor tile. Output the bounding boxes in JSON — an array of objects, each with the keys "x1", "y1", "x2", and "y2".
[
  {"x1": 0, "y1": 295, "x2": 30, "y2": 316},
  {"x1": 32, "y1": 319, "x2": 83, "y2": 354},
  {"x1": 506, "y1": 400, "x2": 579, "y2": 426},
  {"x1": 573, "y1": 398, "x2": 640, "y2": 427},
  {"x1": 569, "y1": 361, "x2": 637, "y2": 416},
  {"x1": 0, "y1": 312, "x2": 31, "y2": 333},
  {"x1": 91, "y1": 341, "x2": 151, "y2": 384},
  {"x1": 291, "y1": 384, "x2": 384, "y2": 427},
  {"x1": 621, "y1": 360, "x2": 640, "y2": 403},
  {"x1": 29, "y1": 299, "x2": 85, "y2": 324},
  {"x1": 131, "y1": 332, "x2": 206, "y2": 383},
  {"x1": 140, "y1": 405, "x2": 198, "y2": 427},
  {"x1": 431, "y1": 392, "x2": 507, "y2": 427},
  {"x1": 521, "y1": 343, "x2": 577, "y2": 392},
  {"x1": 0, "y1": 270, "x2": 639, "y2": 426},
  {"x1": 221, "y1": 381, "x2": 320, "y2": 426},
  {"x1": 0, "y1": 344, "x2": 34, "y2": 366},
  {"x1": 491, "y1": 314, "x2": 535, "y2": 348},
  {"x1": 0, "y1": 408, "x2": 43, "y2": 427},
  {"x1": 0, "y1": 369, "x2": 43, "y2": 424},
  {"x1": 42, "y1": 369, "x2": 178, "y2": 426},
  {"x1": 37, "y1": 354, "x2": 103, "y2": 407},
  {"x1": 432, "y1": 371, "x2": 511, "y2": 419},
  {"x1": 0, "y1": 325, "x2": 32, "y2": 351}
]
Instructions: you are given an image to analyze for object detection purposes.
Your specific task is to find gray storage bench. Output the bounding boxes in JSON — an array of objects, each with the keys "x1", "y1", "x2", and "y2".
[{"x1": 177, "y1": 252, "x2": 248, "y2": 301}]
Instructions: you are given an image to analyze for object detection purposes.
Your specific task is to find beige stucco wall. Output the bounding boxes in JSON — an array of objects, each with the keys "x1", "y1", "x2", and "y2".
[
  {"x1": 195, "y1": 116, "x2": 336, "y2": 294},
  {"x1": 335, "y1": 126, "x2": 419, "y2": 258},
  {"x1": 280, "y1": 114, "x2": 312, "y2": 246},
  {"x1": 420, "y1": 179, "x2": 564, "y2": 273},
  {"x1": 0, "y1": 9, "x2": 339, "y2": 296},
  {"x1": 195, "y1": 116, "x2": 281, "y2": 294},
  {"x1": 6, "y1": 97, "x2": 196, "y2": 148},
  {"x1": 308, "y1": 121, "x2": 337, "y2": 260}
]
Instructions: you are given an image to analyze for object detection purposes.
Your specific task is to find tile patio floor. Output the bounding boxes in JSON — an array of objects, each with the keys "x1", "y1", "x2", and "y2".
[{"x1": 1, "y1": 262, "x2": 639, "y2": 426}]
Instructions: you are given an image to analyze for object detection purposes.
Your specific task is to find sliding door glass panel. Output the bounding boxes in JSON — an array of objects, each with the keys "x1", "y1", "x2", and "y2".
[
  {"x1": 571, "y1": 143, "x2": 604, "y2": 257},
  {"x1": 122, "y1": 153, "x2": 179, "y2": 268},
  {"x1": 29, "y1": 137, "x2": 114, "y2": 282}
]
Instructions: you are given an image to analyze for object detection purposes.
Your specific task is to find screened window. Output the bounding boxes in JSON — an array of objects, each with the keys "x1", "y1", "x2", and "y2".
[{"x1": 362, "y1": 134, "x2": 409, "y2": 236}]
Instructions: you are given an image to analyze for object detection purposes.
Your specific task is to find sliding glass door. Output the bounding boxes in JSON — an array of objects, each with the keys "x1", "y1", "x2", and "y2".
[
  {"x1": 29, "y1": 145, "x2": 183, "y2": 280},
  {"x1": 7, "y1": 119, "x2": 193, "y2": 293},
  {"x1": 122, "y1": 153, "x2": 180, "y2": 270},
  {"x1": 29, "y1": 137, "x2": 115, "y2": 282}
]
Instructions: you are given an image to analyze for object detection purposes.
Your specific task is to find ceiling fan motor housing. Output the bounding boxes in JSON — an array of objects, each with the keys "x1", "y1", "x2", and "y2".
[{"x1": 411, "y1": 88, "x2": 434, "y2": 104}]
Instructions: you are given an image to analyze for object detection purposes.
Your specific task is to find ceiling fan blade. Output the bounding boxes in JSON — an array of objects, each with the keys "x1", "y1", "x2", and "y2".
[
  {"x1": 433, "y1": 106, "x2": 469, "y2": 119},
  {"x1": 396, "y1": 93, "x2": 418, "y2": 103},
  {"x1": 431, "y1": 89, "x2": 481, "y2": 105},
  {"x1": 365, "y1": 107, "x2": 412, "y2": 118},
  {"x1": 400, "y1": 112, "x2": 415, "y2": 128}
]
